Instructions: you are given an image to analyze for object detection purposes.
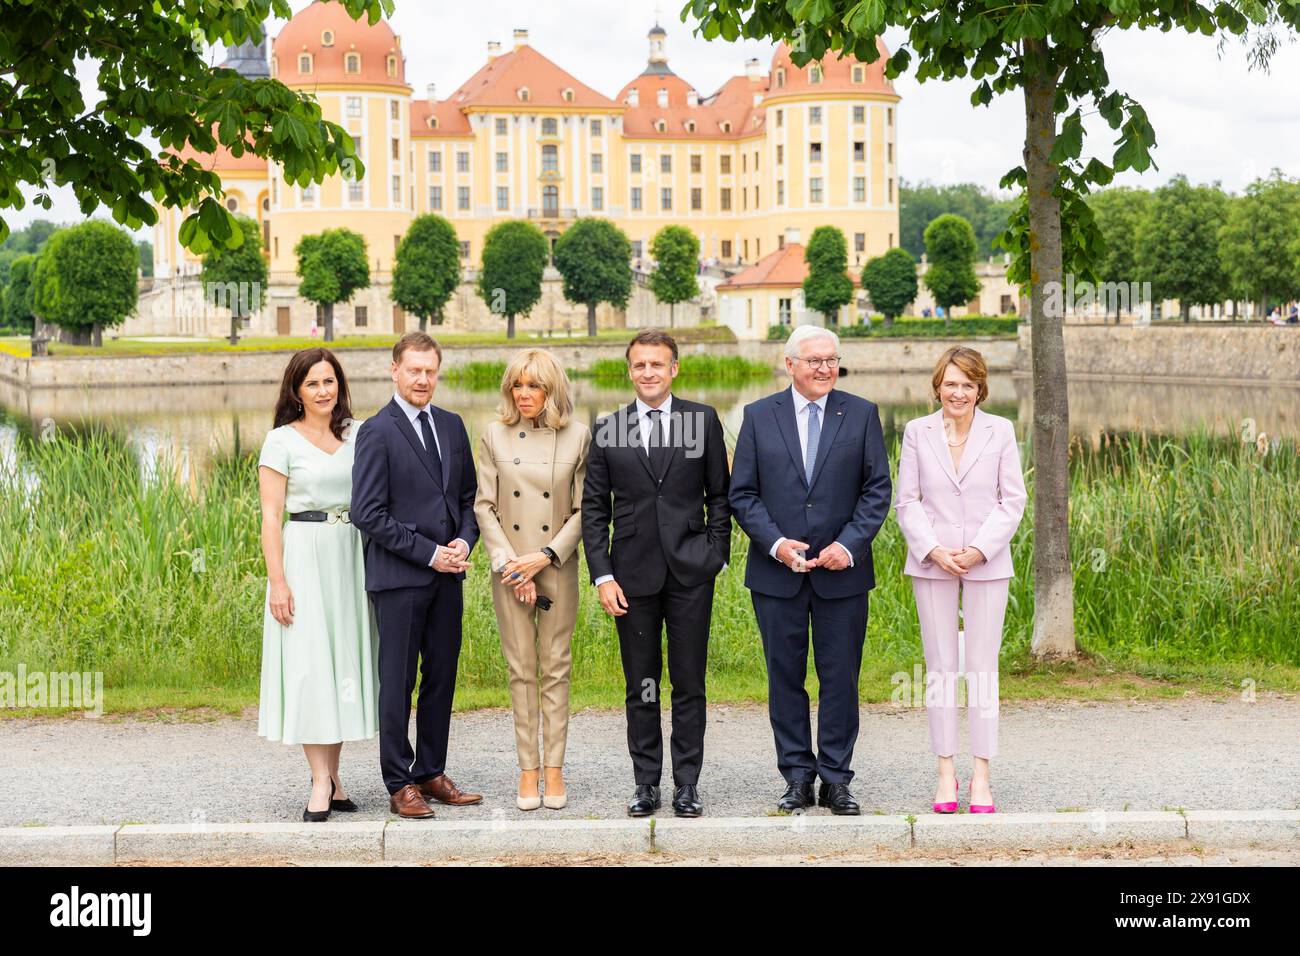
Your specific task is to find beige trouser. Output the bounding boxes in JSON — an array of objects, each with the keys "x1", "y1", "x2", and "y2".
[{"x1": 492, "y1": 562, "x2": 578, "y2": 769}]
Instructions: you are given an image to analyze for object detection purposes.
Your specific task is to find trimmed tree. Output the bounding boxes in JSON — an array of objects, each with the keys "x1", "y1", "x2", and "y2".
[
  {"x1": 686, "y1": 0, "x2": 1300, "y2": 663},
  {"x1": 802, "y1": 225, "x2": 855, "y2": 325},
  {"x1": 392, "y1": 214, "x2": 461, "y2": 332},
  {"x1": 201, "y1": 215, "x2": 266, "y2": 345},
  {"x1": 3, "y1": 253, "x2": 39, "y2": 334},
  {"x1": 30, "y1": 221, "x2": 137, "y2": 346},
  {"x1": 1136, "y1": 176, "x2": 1228, "y2": 322},
  {"x1": 861, "y1": 247, "x2": 918, "y2": 326},
  {"x1": 0, "y1": 0, "x2": 385, "y2": 252},
  {"x1": 477, "y1": 220, "x2": 548, "y2": 339},
  {"x1": 648, "y1": 225, "x2": 699, "y2": 328},
  {"x1": 1218, "y1": 171, "x2": 1300, "y2": 320},
  {"x1": 295, "y1": 228, "x2": 369, "y2": 342},
  {"x1": 1088, "y1": 186, "x2": 1152, "y2": 322},
  {"x1": 923, "y1": 214, "x2": 981, "y2": 331},
  {"x1": 553, "y1": 218, "x2": 633, "y2": 337}
]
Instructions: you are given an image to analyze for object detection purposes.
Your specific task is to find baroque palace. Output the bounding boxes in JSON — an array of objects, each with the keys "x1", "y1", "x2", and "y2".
[{"x1": 142, "y1": 1, "x2": 902, "y2": 339}]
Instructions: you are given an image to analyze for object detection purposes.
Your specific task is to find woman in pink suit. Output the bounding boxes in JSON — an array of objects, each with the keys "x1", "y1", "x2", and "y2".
[{"x1": 895, "y1": 347, "x2": 1026, "y2": 814}]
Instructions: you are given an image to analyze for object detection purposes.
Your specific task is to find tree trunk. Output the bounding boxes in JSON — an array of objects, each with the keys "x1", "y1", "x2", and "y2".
[
  {"x1": 507, "y1": 313, "x2": 516, "y2": 339},
  {"x1": 1023, "y1": 53, "x2": 1077, "y2": 659},
  {"x1": 1180, "y1": 300, "x2": 1190, "y2": 323},
  {"x1": 230, "y1": 313, "x2": 240, "y2": 347},
  {"x1": 587, "y1": 302, "x2": 597, "y2": 338},
  {"x1": 668, "y1": 302, "x2": 675, "y2": 328},
  {"x1": 324, "y1": 303, "x2": 335, "y2": 342},
  {"x1": 92, "y1": 323, "x2": 102, "y2": 347},
  {"x1": 419, "y1": 313, "x2": 428, "y2": 332}
]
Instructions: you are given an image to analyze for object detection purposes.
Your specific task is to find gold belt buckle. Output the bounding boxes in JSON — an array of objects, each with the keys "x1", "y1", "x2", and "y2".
[{"x1": 328, "y1": 510, "x2": 351, "y2": 525}]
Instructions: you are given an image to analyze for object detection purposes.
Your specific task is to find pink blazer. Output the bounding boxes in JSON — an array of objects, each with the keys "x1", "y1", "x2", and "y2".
[{"x1": 895, "y1": 407, "x2": 1027, "y2": 581}]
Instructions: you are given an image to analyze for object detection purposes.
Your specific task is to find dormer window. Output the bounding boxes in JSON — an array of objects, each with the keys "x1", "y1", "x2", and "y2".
[
  {"x1": 428, "y1": 116, "x2": 439, "y2": 129},
  {"x1": 321, "y1": 30, "x2": 335, "y2": 47},
  {"x1": 775, "y1": 67, "x2": 785, "y2": 88},
  {"x1": 518, "y1": 87, "x2": 530, "y2": 102},
  {"x1": 809, "y1": 64, "x2": 823, "y2": 84},
  {"x1": 654, "y1": 119, "x2": 666, "y2": 133},
  {"x1": 685, "y1": 119, "x2": 697, "y2": 133},
  {"x1": 562, "y1": 87, "x2": 575, "y2": 103},
  {"x1": 386, "y1": 54, "x2": 398, "y2": 77},
  {"x1": 852, "y1": 65, "x2": 865, "y2": 83},
  {"x1": 298, "y1": 52, "x2": 312, "y2": 74},
  {"x1": 345, "y1": 53, "x2": 361, "y2": 74},
  {"x1": 719, "y1": 120, "x2": 732, "y2": 133}
]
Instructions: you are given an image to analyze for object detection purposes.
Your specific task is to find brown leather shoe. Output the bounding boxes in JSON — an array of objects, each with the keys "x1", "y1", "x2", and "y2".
[
  {"x1": 418, "y1": 773, "x2": 483, "y2": 806},
  {"x1": 389, "y1": 784, "x2": 436, "y2": 819}
]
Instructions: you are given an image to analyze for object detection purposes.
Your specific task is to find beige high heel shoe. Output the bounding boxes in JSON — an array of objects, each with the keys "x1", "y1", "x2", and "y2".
[
  {"x1": 516, "y1": 770, "x2": 541, "y2": 811},
  {"x1": 542, "y1": 767, "x2": 567, "y2": 810}
]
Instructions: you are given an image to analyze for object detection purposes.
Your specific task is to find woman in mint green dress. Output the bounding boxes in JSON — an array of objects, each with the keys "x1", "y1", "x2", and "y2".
[{"x1": 257, "y1": 348, "x2": 378, "y2": 822}]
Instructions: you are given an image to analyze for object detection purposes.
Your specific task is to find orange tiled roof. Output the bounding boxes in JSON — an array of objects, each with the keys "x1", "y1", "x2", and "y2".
[
  {"x1": 718, "y1": 243, "x2": 860, "y2": 290},
  {"x1": 174, "y1": 141, "x2": 268, "y2": 174},
  {"x1": 274, "y1": 1, "x2": 406, "y2": 89},
  {"x1": 768, "y1": 37, "x2": 897, "y2": 98},
  {"x1": 410, "y1": 98, "x2": 474, "y2": 137},
  {"x1": 618, "y1": 71, "x2": 767, "y2": 139},
  {"x1": 446, "y1": 44, "x2": 617, "y2": 110}
]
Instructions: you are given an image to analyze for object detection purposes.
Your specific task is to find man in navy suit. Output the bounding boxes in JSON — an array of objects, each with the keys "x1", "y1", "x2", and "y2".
[
  {"x1": 729, "y1": 325, "x2": 892, "y2": 815},
  {"x1": 351, "y1": 332, "x2": 482, "y2": 819}
]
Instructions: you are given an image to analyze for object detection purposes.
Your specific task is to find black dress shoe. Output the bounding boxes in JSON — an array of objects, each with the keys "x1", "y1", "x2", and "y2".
[
  {"x1": 329, "y1": 780, "x2": 358, "y2": 813},
  {"x1": 303, "y1": 777, "x2": 332, "y2": 822},
  {"x1": 672, "y1": 784, "x2": 703, "y2": 817},
  {"x1": 777, "y1": 780, "x2": 815, "y2": 812},
  {"x1": 817, "y1": 782, "x2": 861, "y2": 815},
  {"x1": 627, "y1": 784, "x2": 661, "y2": 817}
]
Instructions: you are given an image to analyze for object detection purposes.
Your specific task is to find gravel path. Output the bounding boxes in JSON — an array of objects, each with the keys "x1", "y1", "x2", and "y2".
[{"x1": 3, "y1": 697, "x2": 1297, "y2": 826}]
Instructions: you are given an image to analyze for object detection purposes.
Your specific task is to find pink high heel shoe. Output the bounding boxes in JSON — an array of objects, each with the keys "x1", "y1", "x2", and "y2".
[
  {"x1": 968, "y1": 782, "x2": 996, "y2": 814},
  {"x1": 932, "y1": 778, "x2": 959, "y2": 814}
]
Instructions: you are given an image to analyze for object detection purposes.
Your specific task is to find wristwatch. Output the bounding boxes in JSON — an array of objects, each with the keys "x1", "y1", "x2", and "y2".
[{"x1": 541, "y1": 546, "x2": 559, "y2": 567}]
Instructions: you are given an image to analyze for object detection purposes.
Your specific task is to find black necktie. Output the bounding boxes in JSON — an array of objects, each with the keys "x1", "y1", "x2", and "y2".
[
  {"x1": 419, "y1": 409, "x2": 443, "y2": 486},
  {"x1": 646, "y1": 408, "x2": 670, "y2": 477}
]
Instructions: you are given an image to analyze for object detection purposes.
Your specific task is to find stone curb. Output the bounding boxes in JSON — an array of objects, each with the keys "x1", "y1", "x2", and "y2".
[{"x1": 2, "y1": 812, "x2": 1296, "y2": 864}]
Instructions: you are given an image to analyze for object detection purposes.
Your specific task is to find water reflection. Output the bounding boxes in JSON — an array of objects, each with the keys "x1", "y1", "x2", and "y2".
[{"x1": 1, "y1": 370, "x2": 1297, "y2": 480}]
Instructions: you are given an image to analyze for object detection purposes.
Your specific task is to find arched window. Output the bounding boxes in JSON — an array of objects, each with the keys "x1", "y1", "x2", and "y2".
[
  {"x1": 345, "y1": 53, "x2": 361, "y2": 74},
  {"x1": 654, "y1": 119, "x2": 666, "y2": 132},
  {"x1": 719, "y1": 120, "x2": 732, "y2": 133},
  {"x1": 775, "y1": 67, "x2": 785, "y2": 88},
  {"x1": 386, "y1": 55, "x2": 398, "y2": 77},
  {"x1": 518, "y1": 87, "x2": 530, "y2": 102},
  {"x1": 428, "y1": 116, "x2": 438, "y2": 129},
  {"x1": 225, "y1": 196, "x2": 239, "y2": 212},
  {"x1": 684, "y1": 119, "x2": 696, "y2": 133},
  {"x1": 562, "y1": 87, "x2": 575, "y2": 102}
]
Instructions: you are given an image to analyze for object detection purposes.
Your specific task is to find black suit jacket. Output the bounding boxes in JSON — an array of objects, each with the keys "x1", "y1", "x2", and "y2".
[
  {"x1": 581, "y1": 396, "x2": 731, "y2": 597},
  {"x1": 351, "y1": 397, "x2": 479, "y2": 593},
  {"x1": 729, "y1": 386, "x2": 891, "y2": 600}
]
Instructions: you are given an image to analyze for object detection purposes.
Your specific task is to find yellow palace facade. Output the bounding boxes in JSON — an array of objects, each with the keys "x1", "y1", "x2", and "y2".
[{"x1": 149, "y1": 2, "x2": 900, "y2": 337}]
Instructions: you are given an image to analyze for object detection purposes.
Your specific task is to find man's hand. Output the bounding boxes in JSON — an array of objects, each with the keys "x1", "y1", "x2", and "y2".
[
  {"x1": 775, "y1": 539, "x2": 816, "y2": 572},
  {"x1": 597, "y1": 579, "x2": 629, "y2": 617},
  {"x1": 952, "y1": 546, "x2": 986, "y2": 571},
  {"x1": 433, "y1": 544, "x2": 469, "y2": 574},
  {"x1": 445, "y1": 538, "x2": 470, "y2": 562},
  {"x1": 927, "y1": 546, "x2": 968, "y2": 576},
  {"x1": 815, "y1": 542, "x2": 852, "y2": 571}
]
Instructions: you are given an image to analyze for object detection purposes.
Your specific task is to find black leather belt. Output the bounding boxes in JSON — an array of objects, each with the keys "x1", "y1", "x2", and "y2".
[{"x1": 289, "y1": 510, "x2": 351, "y2": 524}]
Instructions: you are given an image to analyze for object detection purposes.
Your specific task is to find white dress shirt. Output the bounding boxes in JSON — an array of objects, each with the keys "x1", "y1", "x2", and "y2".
[
  {"x1": 594, "y1": 395, "x2": 672, "y2": 588},
  {"x1": 770, "y1": 386, "x2": 853, "y2": 568},
  {"x1": 392, "y1": 392, "x2": 463, "y2": 567}
]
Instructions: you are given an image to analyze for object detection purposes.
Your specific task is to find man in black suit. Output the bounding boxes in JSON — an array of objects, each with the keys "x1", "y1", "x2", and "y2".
[
  {"x1": 729, "y1": 325, "x2": 892, "y2": 815},
  {"x1": 351, "y1": 332, "x2": 482, "y2": 819},
  {"x1": 582, "y1": 329, "x2": 731, "y2": 818}
]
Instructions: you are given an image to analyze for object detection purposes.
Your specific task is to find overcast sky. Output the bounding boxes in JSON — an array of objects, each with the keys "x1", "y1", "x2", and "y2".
[{"x1": 11, "y1": 0, "x2": 1300, "y2": 236}]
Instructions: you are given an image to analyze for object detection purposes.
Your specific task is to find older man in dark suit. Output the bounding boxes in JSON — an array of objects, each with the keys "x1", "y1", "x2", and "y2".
[
  {"x1": 729, "y1": 325, "x2": 892, "y2": 815},
  {"x1": 351, "y1": 332, "x2": 481, "y2": 819}
]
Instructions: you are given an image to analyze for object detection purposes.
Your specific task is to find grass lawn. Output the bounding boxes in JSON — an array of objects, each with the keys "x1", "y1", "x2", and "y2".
[{"x1": 0, "y1": 325, "x2": 738, "y2": 359}]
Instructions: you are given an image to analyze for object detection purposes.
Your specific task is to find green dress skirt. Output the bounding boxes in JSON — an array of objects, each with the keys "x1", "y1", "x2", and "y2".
[{"x1": 257, "y1": 420, "x2": 379, "y2": 745}]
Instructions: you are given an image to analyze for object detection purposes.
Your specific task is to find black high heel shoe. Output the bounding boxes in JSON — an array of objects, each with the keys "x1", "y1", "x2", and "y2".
[
  {"x1": 329, "y1": 779, "x2": 358, "y2": 813},
  {"x1": 303, "y1": 777, "x2": 332, "y2": 823}
]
